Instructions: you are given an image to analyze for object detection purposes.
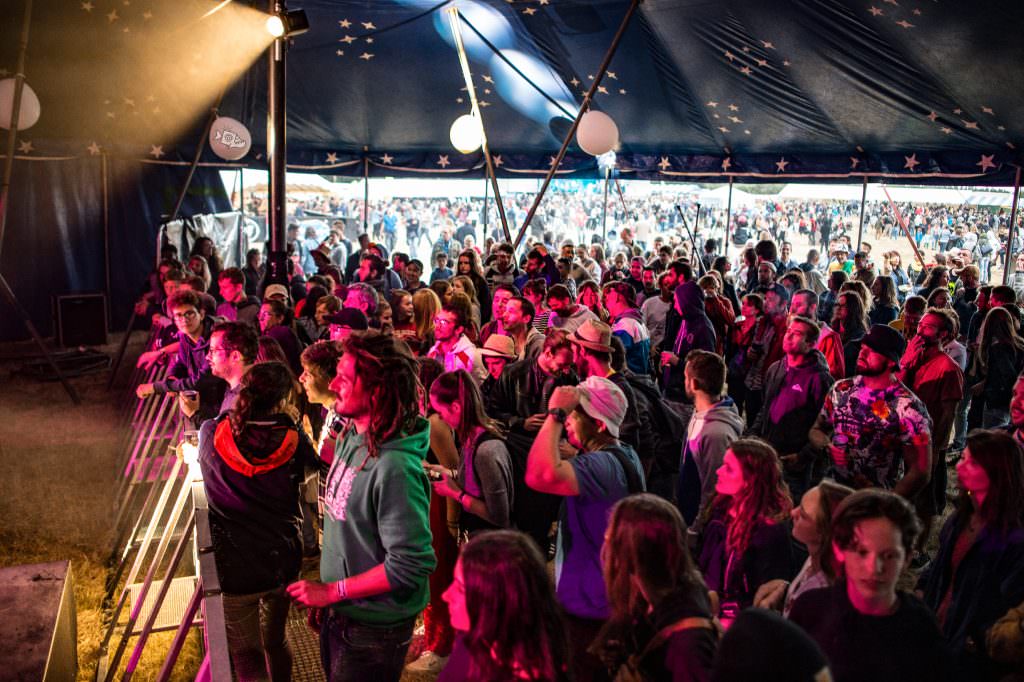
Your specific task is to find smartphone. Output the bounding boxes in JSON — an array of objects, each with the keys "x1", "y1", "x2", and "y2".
[{"x1": 425, "y1": 468, "x2": 443, "y2": 481}]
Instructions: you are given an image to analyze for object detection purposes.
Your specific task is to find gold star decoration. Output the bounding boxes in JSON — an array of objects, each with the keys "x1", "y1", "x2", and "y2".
[
  {"x1": 87, "y1": 142, "x2": 101, "y2": 155},
  {"x1": 339, "y1": 19, "x2": 351, "y2": 28},
  {"x1": 326, "y1": 152, "x2": 338, "y2": 164},
  {"x1": 380, "y1": 154, "x2": 394, "y2": 164},
  {"x1": 81, "y1": 1, "x2": 93, "y2": 11},
  {"x1": 149, "y1": 145, "x2": 164, "y2": 158},
  {"x1": 359, "y1": 52, "x2": 374, "y2": 61},
  {"x1": 107, "y1": 9, "x2": 118, "y2": 22},
  {"x1": 17, "y1": 140, "x2": 33, "y2": 154},
  {"x1": 362, "y1": 21, "x2": 376, "y2": 30}
]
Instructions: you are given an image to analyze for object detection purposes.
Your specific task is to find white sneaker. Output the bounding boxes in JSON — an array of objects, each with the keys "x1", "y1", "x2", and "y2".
[{"x1": 404, "y1": 651, "x2": 450, "y2": 674}]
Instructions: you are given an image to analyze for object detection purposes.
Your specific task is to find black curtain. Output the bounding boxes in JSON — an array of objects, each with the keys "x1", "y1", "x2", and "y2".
[{"x1": 0, "y1": 155, "x2": 230, "y2": 342}]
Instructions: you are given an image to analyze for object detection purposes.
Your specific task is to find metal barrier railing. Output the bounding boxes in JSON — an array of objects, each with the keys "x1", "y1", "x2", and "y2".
[{"x1": 98, "y1": 332, "x2": 232, "y2": 681}]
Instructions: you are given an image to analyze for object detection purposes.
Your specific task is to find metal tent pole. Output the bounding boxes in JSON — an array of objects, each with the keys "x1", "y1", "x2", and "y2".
[
  {"x1": 855, "y1": 177, "x2": 867, "y2": 252},
  {"x1": 723, "y1": 177, "x2": 734, "y2": 259},
  {"x1": 1002, "y1": 167, "x2": 1022, "y2": 285},
  {"x1": 510, "y1": 0, "x2": 641, "y2": 251}
]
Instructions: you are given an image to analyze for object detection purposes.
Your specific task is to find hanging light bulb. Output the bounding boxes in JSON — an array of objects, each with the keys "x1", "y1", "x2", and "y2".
[{"x1": 449, "y1": 113, "x2": 484, "y2": 154}]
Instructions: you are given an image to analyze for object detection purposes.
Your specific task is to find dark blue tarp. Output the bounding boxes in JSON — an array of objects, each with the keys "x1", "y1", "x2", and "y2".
[
  {"x1": 0, "y1": 159, "x2": 229, "y2": 341},
  {"x1": 3, "y1": 0, "x2": 1023, "y2": 183}
]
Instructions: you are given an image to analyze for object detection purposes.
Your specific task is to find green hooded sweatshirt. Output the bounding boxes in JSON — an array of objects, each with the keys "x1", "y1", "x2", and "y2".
[{"x1": 320, "y1": 416, "x2": 435, "y2": 625}]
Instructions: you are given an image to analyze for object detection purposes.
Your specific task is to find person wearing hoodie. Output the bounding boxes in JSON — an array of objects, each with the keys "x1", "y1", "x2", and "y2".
[
  {"x1": 677, "y1": 350, "x2": 745, "y2": 542},
  {"x1": 547, "y1": 283, "x2": 598, "y2": 336},
  {"x1": 199, "y1": 361, "x2": 318, "y2": 680},
  {"x1": 287, "y1": 332, "x2": 436, "y2": 682},
  {"x1": 749, "y1": 316, "x2": 835, "y2": 500},
  {"x1": 602, "y1": 281, "x2": 651, "y2": 375},
  {"x1": 659, "y1": 280, "x2": 717, "y2": 412}
]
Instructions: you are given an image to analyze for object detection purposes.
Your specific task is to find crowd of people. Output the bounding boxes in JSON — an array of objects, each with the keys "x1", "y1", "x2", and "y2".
[{"x1": 132, "y1": 206, "x2": 1024, "y2": 681}]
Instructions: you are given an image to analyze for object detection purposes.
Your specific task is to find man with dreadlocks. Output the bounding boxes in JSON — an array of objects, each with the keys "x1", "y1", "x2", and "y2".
[{"x1": 287, "y1": 331, "x2": 436, "y2": 682}]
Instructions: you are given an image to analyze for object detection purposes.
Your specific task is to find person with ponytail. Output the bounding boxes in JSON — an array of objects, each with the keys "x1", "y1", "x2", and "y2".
[
  {"x1": 438, "y1": 530, "x2": 571, "y2": 681},
  {"x1": 696, "y1": 438, "x2": 796, "y2": 624},
  {"x1": 424, "y1": 370, "x2": 514, "y2": 537},
  {"x1": 198, "y1": 361, "x2": 318, "y2": 680}
]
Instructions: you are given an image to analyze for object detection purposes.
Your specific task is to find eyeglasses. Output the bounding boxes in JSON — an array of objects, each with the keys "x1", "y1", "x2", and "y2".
[
  {"x1": 173, "y1": 310, "x2": 199, "y2": 321},
  {"x1": 433, "y1": 317, "x2": 455, "y2": 326}
]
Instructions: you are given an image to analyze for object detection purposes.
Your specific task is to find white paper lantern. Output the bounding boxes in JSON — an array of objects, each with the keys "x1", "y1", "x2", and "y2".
[
  {"x1": 576, "y1": 110, "x2": 618, "y2": 156},
  {"x1": 0, "y1": 79, "x2": 41, "y2": 131},
  {"x1": 209, "y1": 116, "x2": 251, "y2": 161},
  {"x1": 449, "y1": 113, "x2": 483, "y2": 154}
]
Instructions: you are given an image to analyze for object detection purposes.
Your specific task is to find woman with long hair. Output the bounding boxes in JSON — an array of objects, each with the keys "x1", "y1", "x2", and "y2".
[
  {"x1": 296, "y1": 285, "x2": 328, "y2": 345},
  {"x1": 920, "y1": 429, "x2": 1024, "y2": 680},
  {"x1": 831, "y1": 291, "x2": 869, "y2": 378},
  {"x1": 390, "y1": 289, "x2": 418, "y2": 348},
  {"x1": 439, "y1": 530, "x2": 571, "y2": 681},
  {"x1": 412, "y1": 287, "x2": 442, "y2": 354},
  {"x1": 921, "y1": 265, "x2": 951, "y2": 301},
  {"x1": 870, "y1": 276, "x2": 900, "y2": 325},
  {"x1": 970, "y1": 306, "x2": 1024, "y2": 428},
  {"x1": 697, "y1": 438, "x2": 795, "y2": 623},
  {"x1": 754, "y1": 480, "x2": 854, "y2": 617},
  {"x1": 424, "y1": 370, "x2": 514, "y2": 536},
  {"x1": 455, "y1": 248, "x2": 492, "y2": 324},
  {"x1": 578, "y1": 280, "x2": 608, "y2": 322},
  {"x1": 190, "y1": 236, "x2": 223, "y2": 295},
  {"x1": 726, "y1": 293, "x2": 763, "y2": 411},
  {"x1": 448, "y1": 291, "x2": 480, "y2": 343},
  {"x1": 451, "y1": 275, "x2": 482, "y2": 329},
  {"x1": 187, "y1": 254, "x2": 213, "y2": 293},
  {"x1": 198, "y1": 362, "x2": 316, "y2": 680},
  {"x1": 593, "y1": 494, "x2": 718, "y2": 681}
]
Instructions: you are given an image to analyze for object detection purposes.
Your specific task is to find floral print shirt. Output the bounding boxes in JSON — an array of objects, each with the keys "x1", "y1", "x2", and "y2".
[{"x1": 818, "y1": 376, "x2": 932, "y2": 489}]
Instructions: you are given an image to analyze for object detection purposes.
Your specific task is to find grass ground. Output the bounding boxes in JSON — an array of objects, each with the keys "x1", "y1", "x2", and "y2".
[{"x1": 0, "y1": 335, "x2": 200, "y2": 681}]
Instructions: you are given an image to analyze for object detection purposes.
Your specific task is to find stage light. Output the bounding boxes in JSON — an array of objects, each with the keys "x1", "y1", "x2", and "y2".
[
  {"x1": 266, "y1": 9, "x2": 309, "y2": 38},
  {"x1": 266, "y1": 15, "x2": 285, "y2": 37},
  {"x1": 450, "y1": 113, "x2": 484, "y2": 154}
]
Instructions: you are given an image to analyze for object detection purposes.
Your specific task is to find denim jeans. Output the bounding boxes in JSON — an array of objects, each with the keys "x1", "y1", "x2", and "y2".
[
  {"x1": 983, "y1": 405, "x2": 1010, "y2": 429},
  {"x1": 222, "y1": 586, "x2": 293, "y2": 681},
  {"x1": 320, "y1": 610, "x2": 415, "y2": 682}
]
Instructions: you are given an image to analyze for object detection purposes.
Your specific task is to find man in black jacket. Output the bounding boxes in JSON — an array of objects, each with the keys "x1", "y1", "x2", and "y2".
[
  {"x1": 749, "y1": 316, "x2": 834, "y2": 499},
  {"x1": 489, "y1": 330, "x2": 578, "y2": 550}
]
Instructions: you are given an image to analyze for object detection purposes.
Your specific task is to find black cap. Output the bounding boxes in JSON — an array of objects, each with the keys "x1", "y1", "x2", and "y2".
[
  {"x1": 325, "y1": 307, "x2": 369, "y2": 330},
  {"x1": 861, "y1": 324, "x2": 907, "y2": 363}
]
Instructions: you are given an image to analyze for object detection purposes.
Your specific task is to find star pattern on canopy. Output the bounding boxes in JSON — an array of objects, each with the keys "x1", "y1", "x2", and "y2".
[
  {"x1": 437, "y1": 155, "x2": 450, "y2": 168},
  {"x1": 904, "y1": 153, "x2": 920, "y2": 171},
  {"x1": 380, "y1": 153, "x2": 393, "y2": 164},
  {"x1": 775, "y1": 157, "x2": 789, "y2": 172},
  {"x1": 326, "y1": 152, "x2": 338, "y2": 164},
  {"x1": 149, "y1": 144, "x2": 164, "y2": 158},
  {"x1": 17, "y1": 140, "x2": 33, "y2": 154},
  {"x1": 977, "y1": 154, "x2": 996, "y2": 172}
]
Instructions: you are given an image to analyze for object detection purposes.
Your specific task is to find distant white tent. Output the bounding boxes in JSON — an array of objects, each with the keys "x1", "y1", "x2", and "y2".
[
  {"x1": 700, "y1": 184, "x2": 756, "y2": 208},
  {"x1": 777, "y1": 183, "x2": 1016, "y2": 207}
]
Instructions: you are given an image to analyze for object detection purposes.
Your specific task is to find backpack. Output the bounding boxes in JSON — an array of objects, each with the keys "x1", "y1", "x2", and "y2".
[
  {"x1": 624, "y1": 374, "x2": 686, "y2": 477},
  {"x1": 606, "y1": 617, "x2": 720, "y2": 682}
]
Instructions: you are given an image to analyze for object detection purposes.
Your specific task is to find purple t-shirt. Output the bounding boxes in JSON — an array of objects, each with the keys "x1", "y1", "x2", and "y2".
[{"x1": 556, "y1": 447, "x2": 644, "y2": 619}]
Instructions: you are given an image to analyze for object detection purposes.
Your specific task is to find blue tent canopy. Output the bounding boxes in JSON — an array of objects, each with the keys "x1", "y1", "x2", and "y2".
[{"x1": 5, "y1": 0, "x2": 1024, "y2": 184}]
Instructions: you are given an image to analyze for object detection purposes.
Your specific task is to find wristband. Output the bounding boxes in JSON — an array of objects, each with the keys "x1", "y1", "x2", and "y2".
[{"x1": 333, "y1": 579, "x2": 348, "y2": 602}]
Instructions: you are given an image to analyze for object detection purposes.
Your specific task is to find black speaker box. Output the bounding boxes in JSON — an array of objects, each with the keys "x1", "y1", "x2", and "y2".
[{"x1": 54, "y1": 293, "x2": 108, "y2": 347}]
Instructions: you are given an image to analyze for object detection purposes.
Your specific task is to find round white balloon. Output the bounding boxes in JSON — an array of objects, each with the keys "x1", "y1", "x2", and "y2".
[
  {"x1": 576, "y1": 110, "x2": 618, "y2": 156},
  {"x1": 450, "y1": 113, "x2": 483, "y2": 154},
  {"x1": 0, "y1": 79, "x2": 41, "y2": 131},
  {"x1": 209, "y1": 116, "x2": 251, "y2": 161}
]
